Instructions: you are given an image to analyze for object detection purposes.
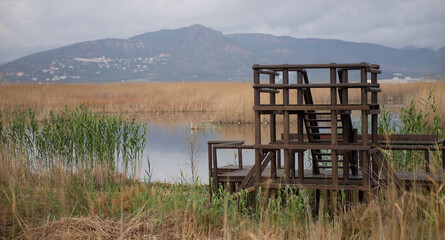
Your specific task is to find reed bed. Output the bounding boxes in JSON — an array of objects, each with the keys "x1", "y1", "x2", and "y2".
[
  {"x1": 0, "y1": 107, "x2": 148, "y2": 238},
  {"x1": 0, "y1": 103, "x2": 443, "y2": 239},
  {"x1": 0, "y1": 106, "x2": 146, "y2": 176},
  {"x1": 0, "y1": 82, "x2": 253, "y2": 123},
  {"x1": 0, "y1": 82, "x2": 444, "y2": 239},
  {"x1": 1, "y1": 151, "x2": 444, "y2": 239},
  {"x1": 1, "y1": 81, "x2": 444, "y2": 124}
]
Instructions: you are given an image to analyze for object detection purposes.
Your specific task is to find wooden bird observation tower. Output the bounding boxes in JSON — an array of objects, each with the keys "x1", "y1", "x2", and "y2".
[{"x1": 208, "y1": 63, "x2": 444, "y2": 205}]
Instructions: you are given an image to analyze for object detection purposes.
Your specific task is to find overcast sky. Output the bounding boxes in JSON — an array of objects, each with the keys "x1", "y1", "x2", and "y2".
[{"x1": 1, "y1": 0, "x2": 444, "y2": 64}]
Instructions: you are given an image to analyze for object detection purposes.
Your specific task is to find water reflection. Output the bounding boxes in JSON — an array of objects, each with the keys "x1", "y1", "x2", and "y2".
[
  {"x1": 142, "y1": 107, "x2": 401, "y2": 184},
  {"x1": 141, "y1": 122, "x2": 249, "y2": 183}
]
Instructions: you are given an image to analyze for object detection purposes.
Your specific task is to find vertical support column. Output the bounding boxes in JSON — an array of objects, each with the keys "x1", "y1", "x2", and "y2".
[
  {"x1": 297, "y1": 70, "x2": 304, "y2": 183},
  {"x1": 340, "y1": 69, "x2": 350, "y2": 182},
  {"x1": 371, "y1": 71, "x2": 379, "y2": 182},
  {"x1": 425, "y1": 150, "x2": 430, "y2": 173},
  {"x1": 269, "y1": 74, "x2": 277, "y2": 179},
  {"x1": 238, "y1": 148, "x2": 243, "y2": 169},
  {"x1": 208, "y1": 143, "x2": 213, "y2": 197},
  {"x1": 253, "y1": 67, "x2": 262, "y2": 184},
  {"x1": 442, "y1": 141, "x2": 445, "y2": 170},
  {"x1": 360, "y1": 65, "x2": 370, "y2": 203},
  {"x1": 290, "y1": 151, "x2": 296, "y2": 178},
  {"x1": 212, "y1": 146, "x2": 219, "y2": 190},
  {"x1": 283, "y1": 67, "x2": 291, "y2": 183},
  {"x1": 330, "y1": 67, "x2": 338, "y2": 211},
  {"x1": 442, "y1": 143, "x2": 445, "y2": 170},
  {"x1": 339, "y1": 69, "x2": 351, "y2": 202}
]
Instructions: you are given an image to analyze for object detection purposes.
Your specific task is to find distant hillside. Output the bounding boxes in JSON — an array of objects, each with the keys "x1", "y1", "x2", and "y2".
[
  {"x1": 1, "y1": 24, "x2": 444, "y2": 83},
  {"x1": 227, "y1": 33, "x2": 445, "y2": 79}
]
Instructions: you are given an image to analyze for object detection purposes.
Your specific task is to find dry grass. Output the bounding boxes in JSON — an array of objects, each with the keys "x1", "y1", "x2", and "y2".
[
  {"x1": 15, "y1": 214, "x2": 211, "y2": 240},
  {"x1": 2, "y1": 147, "x2": 445, "y2": 239},
  {"x1": 0, "y1": 82, "x2": 252, "y2": 123},
  {"x1": 2, "y1": 81, "x2": 444, "y2": 239},
  {"x1": 1, "y1": 81, "x2": 444, "y2": 123},
  {"x1": 10, "y1": 187, "x2": 445, "y2": 240}
]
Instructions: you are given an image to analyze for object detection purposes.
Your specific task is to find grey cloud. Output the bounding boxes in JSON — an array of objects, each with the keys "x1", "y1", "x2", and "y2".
[{"x1": 1, "y1": 0, "x2": 444, "y2": 64}]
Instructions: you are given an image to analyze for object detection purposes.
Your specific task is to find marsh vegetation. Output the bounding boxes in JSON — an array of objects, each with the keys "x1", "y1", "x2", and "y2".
[
  {"x1": 0, "y1": 82, "x2": 444, "y2": 239},
  {"x1": 1, "y1": 81, "x2": 444, "y2": 124}
]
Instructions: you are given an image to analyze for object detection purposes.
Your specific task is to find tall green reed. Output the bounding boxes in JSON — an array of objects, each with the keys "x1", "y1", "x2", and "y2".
[
  {"x1": 378, "y1": 90, "x2": 443, "y2": 171},
  {"x1": 1, "y1": 105, "x2": 147, "y2": 177}
]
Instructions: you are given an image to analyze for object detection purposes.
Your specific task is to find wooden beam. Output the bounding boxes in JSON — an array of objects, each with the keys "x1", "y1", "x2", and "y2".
[
  {"x1": 259, "y1": 70, "x2": 279, "y2": 75},
  {"x1": 373, "y1": 150, "x2": 403, "y2": 189},
  {"x1": 256, "y1": 143, "x2": 371, "y2": 151},
  {"x1": 252, "y1": 63, "x2": 369, "y2": 70},
  {"x1": 254, "y1": 183, "x2": 365, "y2": 191},
  {"x1": 253, "y1": 83, "x2": 378, "y2": 89},
  {"x1": 253, "y1": 104, "x2": 371, "y2": 111}
]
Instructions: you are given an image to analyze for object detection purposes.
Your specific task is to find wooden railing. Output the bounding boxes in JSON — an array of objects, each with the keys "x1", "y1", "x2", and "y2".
[{"x1": 207, "y1": 141, "x2": 253, "y2": 193}]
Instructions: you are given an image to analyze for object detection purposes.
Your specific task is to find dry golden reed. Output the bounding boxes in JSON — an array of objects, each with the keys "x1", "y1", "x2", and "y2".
[
  {"x1": 2, "y1": 144, "x2": 444, "y2": 239},
  {"x1": 1, "y1": 81, "x2": 444, "y2": 123}
]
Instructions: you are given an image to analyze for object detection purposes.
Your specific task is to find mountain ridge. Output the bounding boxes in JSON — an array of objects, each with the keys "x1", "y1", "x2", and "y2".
[{"x1": 1, "y1": 24, "x2": 444, "y2": 83}]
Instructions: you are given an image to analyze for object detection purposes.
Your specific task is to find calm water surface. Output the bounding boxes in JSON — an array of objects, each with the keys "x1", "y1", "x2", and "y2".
[
  {"x1": 142, "y1": 121, "x2": 256, "y2": 183},
  {"x1": 140, "y1": 106, "x2": 402, "y2": 184}
]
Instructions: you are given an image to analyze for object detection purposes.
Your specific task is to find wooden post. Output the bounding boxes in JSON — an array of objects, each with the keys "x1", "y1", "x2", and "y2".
[
  {"x1": 238, "y1": 148, "x2": 243, "y2": 169},
  {"x1": 255, "y1": 149, "x2": 262, "y2": 183},
  {"x1": 425, "y1": 150, "x2": 430, "y2": 173},
  {"x1": 340, "y1": 69, "x2": 350, "y2": 182},
  {"x1": 212, "y1": 146, "x2": 219, "y2": 190},
  {"x1": 440, "y1": 138, "x2": 445, "y2": 171},
  {"x1": 371, "y1": 72, "x2": 379, "y2": 183},
  {"x1": 297, "y1": 70, "x2": 304, "y2": 183},
  {"x1": 270, "y1": 74, "x2": 277, "y2": 179},
  {"x1": 283, "y1": 67, "x2": 290, "y2": 183},
  {"x1": 442, "y1": 140, "x2": 445, "y2": 170},
  {"x1": 340, "y1": 69, "x2": 351, "y2": 201},
  {"x1": 315, "y1": 189, "x2": 321, "y2": 213},
  {"x1": 208, "y1": 143, "x2": 213, "y2": 198},
  {"x1": 360, "y1": 66, "x2": 370, "y2": 203},
  {"x1": 254, "y1": 68, "x2": 262, "y2": 184},
  {"x1": 330, "y1": 66, "x2": 338, "y2": 212},
  {"x1": 290, "y1": 150, "x2": 296, "y2": 178}
]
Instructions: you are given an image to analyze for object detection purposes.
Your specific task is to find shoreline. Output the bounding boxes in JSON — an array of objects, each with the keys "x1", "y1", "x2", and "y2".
[{"x1": 1, "y1": 81, "x2": 444, "y2": 125}]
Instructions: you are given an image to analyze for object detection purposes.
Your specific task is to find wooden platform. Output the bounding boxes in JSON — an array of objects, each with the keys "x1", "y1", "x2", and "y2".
[
  {"x1": 208, "y1": 63, "x2": 444, "y2": 204},
  {"x1": 217, "y1": 165, "x2": 445, "y2": 188}
]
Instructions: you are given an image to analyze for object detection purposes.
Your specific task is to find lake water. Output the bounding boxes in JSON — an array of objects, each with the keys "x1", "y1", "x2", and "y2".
[
  {"x1": 139, "y1": 106, "x2": 402, "y2": 184},
  {"x1": 141, "y1": 115, "x2": 257, "y2": 183}
]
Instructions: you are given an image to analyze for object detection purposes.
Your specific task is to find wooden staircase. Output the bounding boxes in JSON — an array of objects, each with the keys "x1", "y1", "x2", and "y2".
[{"x1": 301, "y1": 70, "x2": 358, "y2": 176}]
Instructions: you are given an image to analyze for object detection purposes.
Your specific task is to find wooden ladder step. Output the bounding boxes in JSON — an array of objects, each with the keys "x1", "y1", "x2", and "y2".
[
  {"x1": 318, "y1": 165, "x2": 343, "y2": 168},
  {"x1": 318, "y1": 160, "x2": 343, "y2": 163},
  {"x1": 307, "y1": 126, "x2": 342, "y2": 129},
  {"x1": 309, "y1": 112, "x2": 331, "y2": 115},
  {"x1": 306, "y1": 119, "x2": 341, "y2": 122},
  {"x1": 314, "y1": 154, "x2": 344, "y2": 158},
  {"x1": 310, "y1": 132, "x2": 342, "y2": 135},
  {"x1": 311, "y1": 139, "x2": 344, "y2": 142}
]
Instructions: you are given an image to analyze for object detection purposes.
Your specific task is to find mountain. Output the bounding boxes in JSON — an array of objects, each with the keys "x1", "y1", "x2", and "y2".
[
  {"x1": 227, "y1": 33, "x2": 444, "y2": 79},
  {"x1": 1, "y1": 24, "x2": 444, "y2": 83}
]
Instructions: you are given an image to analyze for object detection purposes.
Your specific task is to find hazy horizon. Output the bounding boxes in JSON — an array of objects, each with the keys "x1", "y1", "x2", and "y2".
[{"x1": 1, "y1": 0, "x2": 444, "y2": 64}]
